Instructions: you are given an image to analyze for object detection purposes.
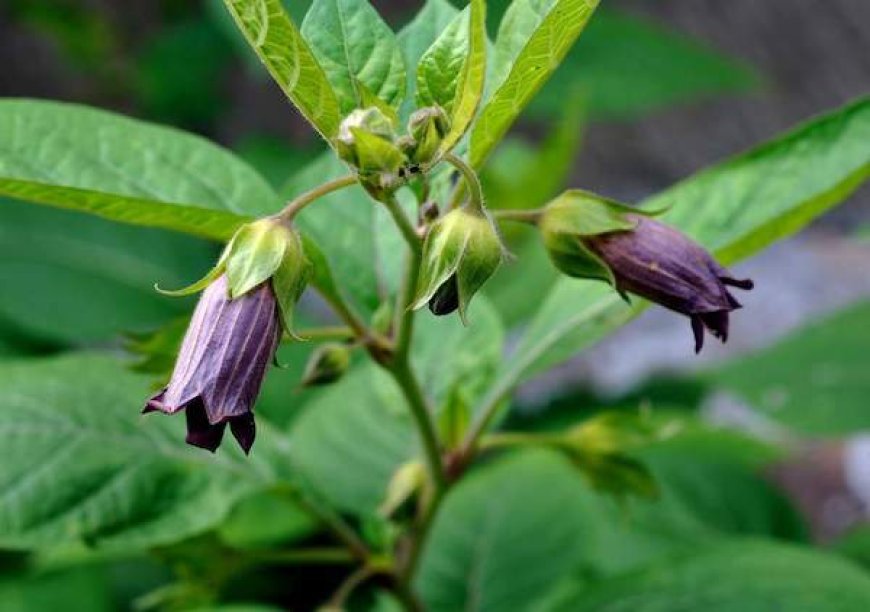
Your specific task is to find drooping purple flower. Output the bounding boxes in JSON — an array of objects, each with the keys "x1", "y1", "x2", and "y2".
[
  {"x1": 584, "y1": 215, "x2": 754, "y2": 353},
  {"x1": 144, "y1": 275, "x2": 280, "y2": 453}
]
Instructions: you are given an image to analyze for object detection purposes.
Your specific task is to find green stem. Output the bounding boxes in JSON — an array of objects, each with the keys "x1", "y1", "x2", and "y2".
[
  {"x1": 250, "y1": 547, "x2": 355, "y2": 565},
  {"x1": 389, "y1": 360, "x2": 446, "y2": 493},
  {"x1": 278, "y1": 174, "x2": 358, "y2": 221},
  {"x1": 294, "y1": 325, "x2": 355, "y2": 342},
  {"x1": 442, "y1": 152, "x2": 484, "y2": 213},
  {"x1": 328, "y1": 565, "x2": 376, "y2": 608},
  {"x1": 492, "y1": 208, "x2": 543, "y2": 225},
  {"x1": 383, "y1": 195, "x2": 422, "y2": 255},
  {"x1": 379, "y1": 195, "x2": 445, "y2": 493},
  {"x1": 459, "y1": 379, "x2": 514, "y2": 459}
]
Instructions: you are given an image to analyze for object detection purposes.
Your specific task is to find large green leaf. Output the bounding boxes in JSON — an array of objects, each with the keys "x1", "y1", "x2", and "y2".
[
  {"x1": 710, "y1": 301, "x2": 870, "y2": 435},
  {"x1": 301, "y1": 0, "x2": 406, "y2": 114},
  {"x1": 0, "y1": 565, "x2": 112, "y2": 612},
  {"x1": 288, "y1": 298, "x2": 504, "y2": 514},
  {"x1": 222, "y1": 0, "x2": 342, "y2": 139},
  {"x1": 0, "y1": 354, "x2": 283, "y2": 551},
  {"x1": 415, "y1": 450, "x2": 605, "y2": 612},
  {"x1": 469, "y1": 0, "x2": 599, "y2": 168},
  {"x1": 491, "y1": 98, "x2": 870, "y2": 400},
  {"x1": 0, "y1": 100, "x2": 275, "y2": 241},
  {"x1": 414, "y1": 442, "x2": 802, "y2": 611},
  {"x1": 530, "y1": 9, "x2": 757, "y2": 120},
  {"x1": 0, "y1": 199, "x2": 214, "y2": 345},
  {"x1": 543, "y1": 540, "x2": 870, "y2": 612}
]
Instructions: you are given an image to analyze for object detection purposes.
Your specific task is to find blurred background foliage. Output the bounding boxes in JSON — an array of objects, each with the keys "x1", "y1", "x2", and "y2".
[{"x1": 0, "y1": 0, "x2": 869, "y2": 610}]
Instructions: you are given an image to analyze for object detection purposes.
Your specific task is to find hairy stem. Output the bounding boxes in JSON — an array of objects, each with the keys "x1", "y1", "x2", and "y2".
[
  {"x1": 492, "y1": 208, "x2": 543, "y2": 225},
  {"x1": 278, "y1": 174, "x2": 358, "y2": 221},
  {"x1": 442, "y1": 152, "x2": 485, "y2": 213}
]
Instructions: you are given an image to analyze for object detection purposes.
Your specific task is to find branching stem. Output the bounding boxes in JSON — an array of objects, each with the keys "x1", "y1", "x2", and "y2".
[{"x1": 278, "y1": 174, "x2": 358, "y2": 221}]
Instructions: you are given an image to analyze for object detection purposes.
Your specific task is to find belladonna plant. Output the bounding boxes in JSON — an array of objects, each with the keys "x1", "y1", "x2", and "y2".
[{"x1": 1, "y1": 0, "x2": 865, "y2": 608}]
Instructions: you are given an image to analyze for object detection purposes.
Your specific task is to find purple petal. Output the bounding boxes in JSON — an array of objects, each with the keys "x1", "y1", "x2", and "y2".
[
  {"x1": 184, "y1": 399, "x2": 227, "y2": 452},
  {"x1": 229, "y1": 413, "x2": 256, "y2": 455}
]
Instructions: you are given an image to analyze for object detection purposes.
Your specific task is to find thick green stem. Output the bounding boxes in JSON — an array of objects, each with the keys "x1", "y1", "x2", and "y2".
[
  {"x1": 443, "y1": 153, "x2": 484, "y2": 213},
  {"x1": 278, "y1": 174, "x2": 358, "y2": 221},
  {"x1": 383, "y1": 195, "x2": 422, "y2": 256}
]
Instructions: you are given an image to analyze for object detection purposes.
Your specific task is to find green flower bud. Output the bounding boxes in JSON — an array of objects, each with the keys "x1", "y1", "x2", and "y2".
[
  {"x1": 412, "y1": 207, "x2": 506, "y2": 323},
  {"x1": 156, "y1": 218, "x2": 311, "y2": 336},
  {"x1": 334, "y1": 107, "x2": 405, "y2": 175},
  {"x1": 379, "y1": 459, "x2": 427, "y2": 517},
  {"x1": 407, "y1": 105, "x2": 450, "y2": 164},
  {"x1": 300, "y1": 342, "x2": 351, "y2": 387}
]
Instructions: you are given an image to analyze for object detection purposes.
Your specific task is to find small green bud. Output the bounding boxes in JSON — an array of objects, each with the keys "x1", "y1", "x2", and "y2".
[
  {"x1": 300, "y1": 342, "x2": 351, "y2": 387},
  {"x1": 412, "y1": 207, "x2": 506, "y2": 323},
  {"x1": 334, "y1": 107, "x2": 403, "y2": 173},
  {"x1": 379, "y1": 460, "x2": 427, "y2": 517},
  {"x1": 407, "y1": 105, "x2": 450, "y2": 164}
]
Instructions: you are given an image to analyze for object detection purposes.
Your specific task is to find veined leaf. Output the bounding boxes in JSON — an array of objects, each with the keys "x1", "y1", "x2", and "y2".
[
  {"x1": 223, "y1": 0, "x2": 342, "y2": 139},
  {"x1": 288, "y1": 298, "x2": 504, "y2": 514},
  {"x1": 416, "y1": 0, "x2": 486, "y2": 153},
  {"x1": 301, "y1": 0, "x2": 406, "y2": 114},
  {"x1": 0, "y1": 354, "x2": 284, "y2": 551},
  {"x1": 544, "y1": 540, "x2": 870, "y2": 611},
  {"x1": 0, "y1": 200, "x2": 214, "y2": 344},
  {"x1": 469, "y1": 0, "x2": 599, "y2": 168},
  {"x1": 0, "y1": 100, "x2": 275, "y2": 241},
  {"x1": 397, "y1": 0, "x2": 461, "y2": 120},
  {"x1": 489, "y1": 98, "x2": 870, "y2": 400}
]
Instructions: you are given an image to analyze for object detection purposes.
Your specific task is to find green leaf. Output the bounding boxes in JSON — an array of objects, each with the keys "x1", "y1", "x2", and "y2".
[
  {"x1": 529, "y1": 9, "x2": 758, "y2": 121},
  {"x1": 415, "y1": 450, "x2": 606, "y2": 612},
  {"x1": 416, "y1": 0, "x2": 486, "y2": 153},
  {"x1": 469, "y1": 0, "x2": 600, "y2": 168},
  {"x1": 0, "y1": 199, "x2": 214, "y2": 345},
  {"x1": 493, "y1": 97, "x2": 870, "y2": 393},
  {"x1": 710, "y1": 301, "x2": 870, "y2": 435},
  {"x1": 543, "y1": 540, "x2": 870, "y2": 612},
  {"x1": 217, "y1": 490, "x2": 317, "y2": 549},
  {"x1": 288, "y1": 298, "x2": 504, "y2": 514},
  {"x1": 301, "y1": 0, "x2": 406, "y2": 114},
  {"x1": 0, "y1": 565, "x2": 112, "y2": 612},
  {"x1": 397, "y1": 0, "x2": 461, "y2": 120},
  {"x1": 0, "y1": 354, "x2": 281, "y2": 551},
  {"x1": 0, "y1": 100, "x2": 278, "y2": 241},
  {"x1": 222, "y1": 0, "x2": 342, "y2": 139}
]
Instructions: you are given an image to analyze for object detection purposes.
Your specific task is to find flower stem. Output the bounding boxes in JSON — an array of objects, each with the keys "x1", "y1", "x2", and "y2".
[
  {"x1": 278, "y1": 174, "x2": 358, "y2": 221},
  {"x1": 442, "y1": 152, "x2": 485, "y2": 213},
  {"x1": 380, "y1": 194, "x2": 446, "y2": 493},
  {"x1": 250, "y1": 547, "x2": 355, "y2": 565},
  {"x1": 295, "y1": 325, "x2": 355, "y2": 341},
  {"x1": 492, "y1": 208, "x2": 543, "y2": 225}
]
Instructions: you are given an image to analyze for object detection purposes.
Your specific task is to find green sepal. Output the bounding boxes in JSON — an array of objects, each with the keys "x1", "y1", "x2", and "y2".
[
  {"x1": 413, "y1": 207, "x2": 505, "y2": 323},
  {"x1": 301, "y1": 234, "x2": 342, "y2": 306},
  {"x1": 300, "y1": 342, "x2": 351, "y2": 387},
  {"x1": 540, "y1": 189, "x2": 649, "y2": 286},
  {"x1": 154, "y1": 235, "x2": 235, "y2": 296},
  {"x1": 349, "y1": 127, "x2": 407, "y2": 174},
  {"x1": 225, "y1": 219, "x2": 291, "y2": 298},
  {"x1": 271, "y1": 230, "x2": 312, "y2": 338},
  {"x1": 407, "y1": 106, "x2": 450, "y2": 164}
]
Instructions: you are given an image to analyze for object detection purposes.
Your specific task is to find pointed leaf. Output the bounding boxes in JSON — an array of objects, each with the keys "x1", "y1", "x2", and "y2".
[
  {"x1": 301, "y1": 0, "x2": 406, "y2": 114},
  {"x1": 470, "y1": 0, "x2": 600, "y2": 168},
  {"x1": 223, "y1": 0, "x2": 342, "y2": 139}
]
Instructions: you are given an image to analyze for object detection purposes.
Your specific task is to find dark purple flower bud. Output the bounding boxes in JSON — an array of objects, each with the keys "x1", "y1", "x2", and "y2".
[
  {"x1": 144, "y1": 275, "x2": 280, "y2": 453},
  {"x1": 584, "y1": 215, "x2": 753, "y2": 353}
]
